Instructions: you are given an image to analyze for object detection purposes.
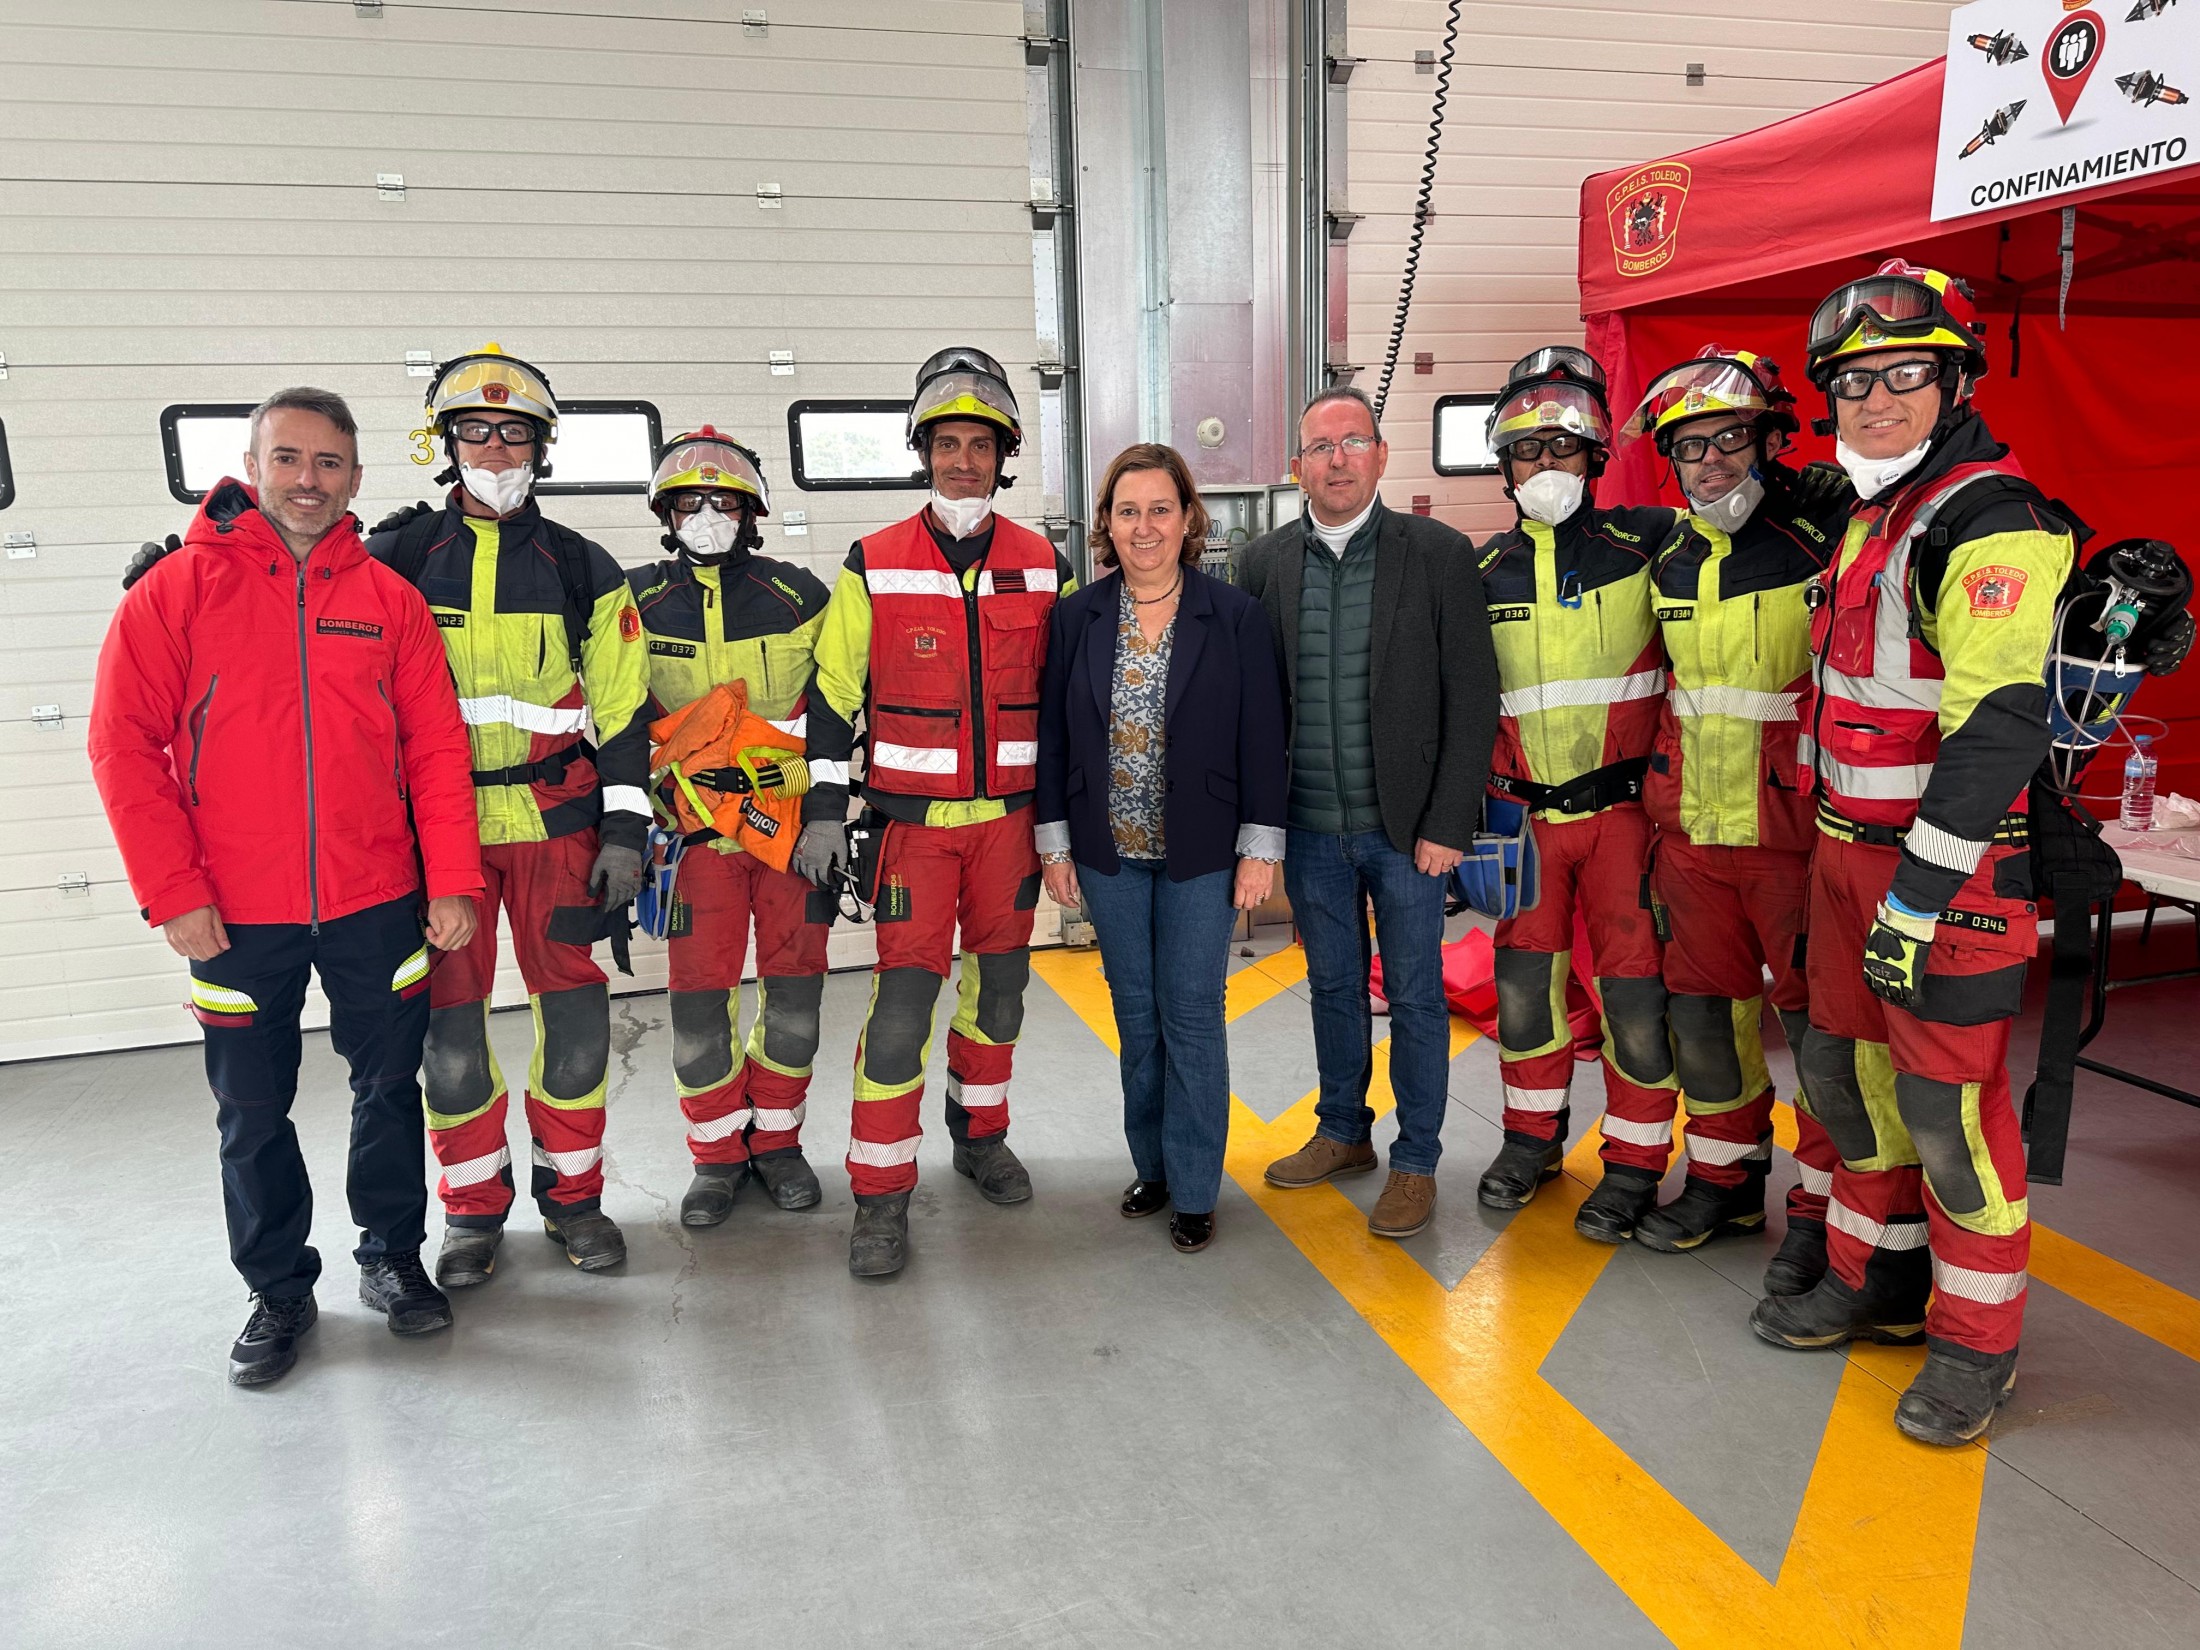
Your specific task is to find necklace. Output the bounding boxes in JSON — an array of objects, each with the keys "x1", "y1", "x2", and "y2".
[{"x1": 1128, "y1": 569, "x2": 1182, "y2": 607}]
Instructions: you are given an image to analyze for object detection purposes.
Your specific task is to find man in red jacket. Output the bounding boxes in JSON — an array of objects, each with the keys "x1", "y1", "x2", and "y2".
[{"x1": 89, "y1": 388, "x2": 484, "y2": 1388}]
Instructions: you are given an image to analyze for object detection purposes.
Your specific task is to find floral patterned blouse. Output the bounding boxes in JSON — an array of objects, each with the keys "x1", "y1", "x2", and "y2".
[{"x1": 1109, "y1": 580, "x2": 1175, "y2": 862}]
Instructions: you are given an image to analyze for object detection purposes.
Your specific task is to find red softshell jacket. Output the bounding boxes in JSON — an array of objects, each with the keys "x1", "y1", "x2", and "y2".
[{"x1": 89, "y1": 480, "x2": 484, "y2": 928}]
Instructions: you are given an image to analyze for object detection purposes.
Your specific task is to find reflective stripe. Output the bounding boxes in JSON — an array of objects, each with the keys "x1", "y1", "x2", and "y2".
[
  {"x1": 1796, "y1": 1162, "x2": 1834, "y2": 1196},
  {"x1": 1687, "y1": 1135, "x2": 1771, "y2": 1166},
  {"x1": 872, "y1": 742, "x2": 958, "y2": 774},
  {"x1": 190, "y1": 981, "x2": 257, "y2": 1014},
  {"x1": 1906, "y1": 819, "x2": 1988, "y2": 875},
  {"x1": 808, "y1": 759, "x2": 850, "y2": 785},
  {"x1": 391, "y1": 947, "x2": 430, "y2": 992},
  {"x1": 1600, "y1": 1114, "x2": 1674, "y2": 1148},
  {"x1": 1932, "y1": 1257, "x2": 2029, "y2": 1305},
  {"x1": 443, "y1": 1146, "x2": 511, "y2": 1189},
  {"x1": 458, "y1": 694, "x2": 590, "y2": 735},
  {"x1": 688, "y1": 1108, "x2": 753, "y2": 1143},
  {"x1": 848, "y1": 1135, "x2": 921, "y2": 1167},
  {"x1": 952, "y1": 1079, "x2": 1009, "y2": 1108},
  {"x1": 1502, "y1": 1084, "x2": 1568, "y2": 1114},
  {"x1": 1815, "y1": 753, "x2": 1933, "y2": 801},
  {"x1": 994, "y1": 741, "x2": 1037, "y2": 768},
  {"x1": 977, "y1": 567, "x2": 1059, "y2": 595},
  {"x1": 1822, "y1": 664, "x2": 1942, "y2": 714},
  {"x1": 752, "y1": 1103, "x2": 807, "y2": 1131},
  {"x1": 532, "y1": 1144, "x2": 603, "y2": 1176},
  {"x1": 768, "y1": 714, "x2": 808, "y2": 738},
  {"x1": 1498, "y1": 669, "x2": 1663, "y2": 719},
  {"x1": 600, "y1": 783, "x2": 651, "y2": 817},
  {"x1": 866, "y1": 568, "x2": 963, "y2": 599},
  {"x1": 1827, "y1": 1197, "x2": 1930, "y2": 1250},
  {"x1": 1669, "y1": 685, "x2": 1798, "y2": 723}
]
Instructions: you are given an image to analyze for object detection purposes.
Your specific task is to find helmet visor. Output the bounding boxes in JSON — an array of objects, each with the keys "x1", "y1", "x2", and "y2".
[
  {"x1": 429, "y1": 352, "x2": 559, "y2": 435},
  {"x1": 651, "y1": 437, "x2": 768, "y2": 515},
  {"x1": 1505, "y1": 346, "x2": 1607, "y2": 393},
  {"x1": 1489, "y1": 381, "x2": 1611, "y2": 451},
  {"x1": 908, "y1": 370, "x2": 1021, "y2": 443},
  {"x1": 1619, "y1": 356, "x2": 1773, "y2": 444}
]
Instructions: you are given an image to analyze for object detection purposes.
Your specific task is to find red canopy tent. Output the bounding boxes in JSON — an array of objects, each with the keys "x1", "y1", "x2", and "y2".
[{"x1": 1579, "y1": 59, "x2": 2200, "y2": 800}]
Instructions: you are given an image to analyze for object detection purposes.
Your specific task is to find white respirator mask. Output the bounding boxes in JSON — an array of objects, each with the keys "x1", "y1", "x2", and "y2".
[
  {"x1": 1689, "y1": 471, "x2": 1766, "y2": 535},
  {"x1": 676, "y1": 504, "x2": 746, "y2": 562},
  {"x1": 1833, "y1": 437, "x2": 1931, "y2": 501},
  {"x1": 929, "y1": 490, "x2": 994, "y2": 540},
  {"x1": 1514, "y1": 468, "x2": 1587, "y2": 527},
  {"x1": 460, "y1": 463, "x2": 535, "y2": 517}
]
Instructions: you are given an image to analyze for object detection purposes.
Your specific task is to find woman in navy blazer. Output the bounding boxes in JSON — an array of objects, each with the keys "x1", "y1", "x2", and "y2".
[{"x1": 1035, "y1": 444, "x2": 1289, "y2": 1253}]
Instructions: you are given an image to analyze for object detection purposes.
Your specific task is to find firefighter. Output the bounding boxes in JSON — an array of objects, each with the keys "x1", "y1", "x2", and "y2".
[
  {"x1": 1470, "y1": 347, "x2": 1690, "y2": 1241},
  {"x1": 627, "y1": 428, "x2": 834, "y2": 1226},
  {"x1": 798, "y1": 347, "x2": 1078, "y2": 1278},
  {"x1": 1618, "y1": 348, "x2": 1847, "y2": 1294},
  {"x1": 368, "y1": 343, "x2": 651, "y2": 1284},
  {"x1": 1751, "y1": 262, "x2": 2073, "y2": 1446}
]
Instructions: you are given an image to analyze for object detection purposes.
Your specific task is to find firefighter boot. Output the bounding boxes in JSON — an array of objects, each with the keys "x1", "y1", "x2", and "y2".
[
  {"x1": 849, "y1": 1191, "x2": 911, "y2": 1278},
  {"x1": 1762, "y1": 1216, "x2": 1829, "y2": 1297},
  {"x1": 358, "y1": 1250, "x2": 454, "y2": 1336},
  {"x1": 750, "y1": 1147, "x2": 824, "y2": 1211},
  {"x1": 1574, "y1": 1166, "x2": 1661, "y2": 1244},
  {"x1": 1751, "y1": 1271, "x2": 1926, "y2": 1350},
  {"x1": 436, "y1": 1223, "x2": 504, "y2": 1289},
  {"x1": 680, "y1": 1165, "x2": 749, "y2": 1228},
  {"x1": 952, "y1": 1134, "x2": 1033, "y2": 1205},
  {"x1": 1895, "y1": 1340, "x2": 2020, "y2": 1446},
  {"x1": 1633, "y1": 1172, "x2": 1768, "y2": 1254},
  {"x1": 1476, "y1": 1135, "x2": 1565, "y2": 1210},
  {"x1": 544, "y1": 1207, "x2": 627, "y2": 1272}
]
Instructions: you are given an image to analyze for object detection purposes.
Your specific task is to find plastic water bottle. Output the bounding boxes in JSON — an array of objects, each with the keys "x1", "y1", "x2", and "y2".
[{"x1": 2120, "y1": 735, "x2": 2158, "y2": 832}]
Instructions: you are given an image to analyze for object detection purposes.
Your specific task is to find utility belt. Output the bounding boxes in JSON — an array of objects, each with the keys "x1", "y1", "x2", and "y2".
[
  {"x1": 1814, "y1": 798, "x2": 2029, "y2": 851},
  {"x1": 472, "y1": 737, "x2": 594, "y2": 791},
  {"x1": 1490, "y1": 756, "x2": 1648, "y2": 817}
]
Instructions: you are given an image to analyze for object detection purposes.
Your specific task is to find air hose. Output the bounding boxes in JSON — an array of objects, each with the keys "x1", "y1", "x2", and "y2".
[{"x1": 1372, "y1": 0, "x2": 1462, "y2": 418}]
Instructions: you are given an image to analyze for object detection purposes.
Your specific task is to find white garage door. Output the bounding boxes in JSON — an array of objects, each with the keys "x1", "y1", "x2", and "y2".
[{"x1": 0, "y1": 0, "x2": 1052, "y2": 1062}]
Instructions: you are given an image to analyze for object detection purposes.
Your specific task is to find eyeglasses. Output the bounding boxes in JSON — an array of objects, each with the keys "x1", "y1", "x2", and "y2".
[
  {"x1": 1825, "y1": 359, "x2": 1948, "y2": 402},
  {"x1": 1504, "y1": 433, "x2": 1590, "y2": 462},
  {"x1": 664, "y1": 490, "x2": 753, "y2": 516},
  {"x1": 449, "y1": 418, "x2": 540, "y2": 447},
  {"x1": 1667, "y1": 424, "x2": 1757, "y2": 464},
  {"x1": 1298, "y1": 434, "x2": 1378, "y2": 462}
]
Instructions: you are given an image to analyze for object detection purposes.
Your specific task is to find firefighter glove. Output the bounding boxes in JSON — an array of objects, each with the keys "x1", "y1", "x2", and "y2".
[
  {"x1": 589, "y1": 843, "x2": 645, "y2": 910},
  {"x1": 1863, "y1": 899, "x2": 1937, "y2": 1010},
  {"x1": 2145, "y1": 610, "x2": 2194, "y2": 678},
  {"x1": 121, "y1": 534, "x2": 182, "y2": 591},
  {"x1": 793, "y1": 820, "x2": 848, "y2": 891}
]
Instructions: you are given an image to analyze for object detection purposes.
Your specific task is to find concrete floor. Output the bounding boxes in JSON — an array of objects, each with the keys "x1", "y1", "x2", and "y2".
[{"x1": 4, "y1": 920, "x2": 2199, "y2": 1649}]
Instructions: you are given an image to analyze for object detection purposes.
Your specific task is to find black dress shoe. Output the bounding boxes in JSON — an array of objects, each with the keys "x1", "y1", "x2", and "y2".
[
  {"x1": 1169, "y1": 1211, "x2": 1215, "y2": 1253},
  {"x1": 1120, "y1": 1179, "x2": 1170, "y2": 1218}
]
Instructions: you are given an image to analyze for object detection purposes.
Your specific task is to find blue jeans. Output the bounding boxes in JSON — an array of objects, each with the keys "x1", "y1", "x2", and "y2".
[
  {"x1": 1284, "y1": 829, "x2": 1450, "y2": 1175},
  {"x1": 1078, "y1": 858, "x2": 1239, "y2": 1215}
]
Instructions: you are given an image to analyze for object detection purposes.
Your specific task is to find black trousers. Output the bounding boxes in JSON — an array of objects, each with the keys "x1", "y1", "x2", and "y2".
[{"x1": 190, "y1": 895, "x2": 432, "y2": 1297}]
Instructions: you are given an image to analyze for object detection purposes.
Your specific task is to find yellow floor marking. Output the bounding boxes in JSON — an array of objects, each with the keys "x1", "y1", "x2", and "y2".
[
  {"x1": 1223, "y1": 942, "x2": 1308, "y2": 1021},
  {"x1": 1032, "y1": 948, "x2": 2008, "y2": 1647}
]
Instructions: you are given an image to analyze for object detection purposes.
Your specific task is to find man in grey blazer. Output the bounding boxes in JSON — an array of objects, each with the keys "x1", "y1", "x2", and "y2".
[{"x1": 1233, "y1": 387, "x2": 1498, "y2": 1238}]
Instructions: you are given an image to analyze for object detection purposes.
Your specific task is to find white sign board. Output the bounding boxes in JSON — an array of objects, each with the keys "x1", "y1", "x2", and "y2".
[{"x1": 1933, "y1": 0, "x2": 2197, "y2": 222}]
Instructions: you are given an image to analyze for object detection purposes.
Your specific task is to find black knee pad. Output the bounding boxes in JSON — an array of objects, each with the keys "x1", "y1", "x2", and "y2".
[
  {"x1": 759, "y1": 973, "x2": 824, "y2": 1068},
  {"x1": 424, "y1": 1003, "x2": 494, "y2": 1113},
  {"x1": 972, "y1": 950, "x2": 1030, "y2": 1044},
  {"x1": 1797, "y1": 1029, "x2": 1876, "y2": 1164},
  {"x1": 1669, "y1": 994, "x2": 1743, "y2": 1106},
  {"x1": 668, "y1": 989, "x2": 735, "y2": 1090},
  {"x1": 1894, "y1": 1071, "x2": 1989, "y2": 1217},
  {"x1": 1493, "y1": 949, "x2": 1556, "y2": 1054},
  {"x1": 537, "y1": 983, "x2": 610, "y2": 1101},
  {"x1": 863, "y1": 967, "x2": 943, "y2": 1088},
  {"x1": 1599, "y1": 976, "x2": 1675, "y2": 1085},
  {"x1": 1774, "y1": 1008, "x2": 1811, "y2": 1065}
]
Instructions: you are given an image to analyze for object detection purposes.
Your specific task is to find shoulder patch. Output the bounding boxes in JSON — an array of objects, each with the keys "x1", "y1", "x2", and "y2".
[
  {"x1": 618, "y1": 606, "x2": 642, "y2": 643},
  {"x1": 1962, "y1": 564, "x2": 2027, "y2": 618}
]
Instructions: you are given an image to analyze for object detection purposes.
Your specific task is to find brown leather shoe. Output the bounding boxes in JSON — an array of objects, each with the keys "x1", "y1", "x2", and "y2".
[
  {"x1": 1263, "y1": 1134, "x2": 1379, "y2": 1188},
  {"x1": 1369, "y1": 1170, "x2": 1436, "y2": 1239}
]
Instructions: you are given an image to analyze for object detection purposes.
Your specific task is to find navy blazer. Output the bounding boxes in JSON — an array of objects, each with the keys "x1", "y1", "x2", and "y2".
[{"x1": 1035, "y1": 563, "x2": 1289, "y2": 881}]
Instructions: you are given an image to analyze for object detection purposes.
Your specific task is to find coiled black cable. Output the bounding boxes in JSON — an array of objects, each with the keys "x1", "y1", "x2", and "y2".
[{"x1": 1372, "y1": 0, "x2": 1463, "y2": 418}]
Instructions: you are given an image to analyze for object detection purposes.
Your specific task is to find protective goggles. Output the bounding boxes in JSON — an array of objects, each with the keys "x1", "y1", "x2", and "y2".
[
  {"x1": 1503, "y1": 433, "x2": 1594, "y2": 463},
  {"x1": 1823, "y1": 358, "x2": 1954, "y2": 402},
  {"x1": 1506, "y1": 346, "x2": 1607, "y2": 392},
  {"x1": 1664, "y1": 423, "x2": 1759, "y2": 463},
  {"x1": 449, "y1": 417, "x2": 542, "y2": 447},
  {"x1": 662, "y1": 489, "x2": 760, "y2": 517},
  {"x1": 1807, "y1": 275, "x2": 1964, "y2": 359},
  {"x1": 1620, "y1": 356, "x2": 1777, "y2": 444}
]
